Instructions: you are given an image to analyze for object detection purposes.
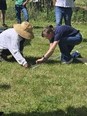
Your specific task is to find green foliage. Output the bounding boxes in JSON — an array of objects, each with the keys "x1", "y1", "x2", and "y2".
[
  {"x1": 6, "y1": 0, "x2": 87, "y2": 23},
  {"x1": 72, "y1": 7, "x2": 87, "y2": 22},
  {"x1": 6, "y1": 0, "x2": 15, "y2": 20}
]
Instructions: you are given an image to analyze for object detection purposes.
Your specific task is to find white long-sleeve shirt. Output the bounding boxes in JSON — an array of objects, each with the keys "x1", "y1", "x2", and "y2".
[
  {"x1": 55, "y1": 0, "x2": 75, "y2": 7},
  {"x1": 0, "y1": 28, "x2": 27, "y2": 66}
]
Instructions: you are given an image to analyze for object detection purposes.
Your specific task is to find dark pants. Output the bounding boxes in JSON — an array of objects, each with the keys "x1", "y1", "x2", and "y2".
[
  {"x1": 0, "y1": 0, "x2": 7, "y2": 10},
  {"x1": 58, "y1": 33, "x2": 82, "y2": 61},
  {"x1": 15, "y1": 5, "x2": 29, "y2": 23}
]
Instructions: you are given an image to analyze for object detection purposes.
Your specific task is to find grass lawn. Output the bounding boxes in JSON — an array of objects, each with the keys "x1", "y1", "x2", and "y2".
[
  {"x1": 0, "y1": 21, "x2": 87, "y2": 116},
  {"x1": 0, "y1": 0, "x2": 87, "y2": 115}
]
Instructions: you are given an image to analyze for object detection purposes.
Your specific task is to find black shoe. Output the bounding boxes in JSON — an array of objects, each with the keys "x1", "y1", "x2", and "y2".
[{"x1": 61, "y1": 58, "x2": 73, "y2": 64}]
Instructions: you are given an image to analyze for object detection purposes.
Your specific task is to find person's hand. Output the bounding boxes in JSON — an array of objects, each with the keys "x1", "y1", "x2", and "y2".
[
  {"x1": 23, "y1": 63, "x2": 29, "y2": 68},
  {"x1": 53, "y1": 0, "x2": 56, "y2": 6},
  {"x1": 36, "y1": 57, "x2": 44, "y2": 64}
]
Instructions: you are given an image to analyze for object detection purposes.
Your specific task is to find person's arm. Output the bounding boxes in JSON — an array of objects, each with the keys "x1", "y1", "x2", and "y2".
[
  {"x1": 23, "y1": 0, "x2": 29, "y2": 6},
  {"x1": 9, "y1": 47, "x2": 29, "y2": 68},
  {"x1": 52, "y1": 0, "x2": 56, "y2": 6},
  {"x1": 36, "y1": 41, "x2": 58, "y2": 64},
  {"x1": 8, "y1": 39, "x2": 29, "y2": 68}
]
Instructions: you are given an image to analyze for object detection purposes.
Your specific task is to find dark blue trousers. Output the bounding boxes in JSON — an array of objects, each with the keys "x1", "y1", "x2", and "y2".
[{"x1": 58, "y1": 33, "x2": 82, "y2": 61}]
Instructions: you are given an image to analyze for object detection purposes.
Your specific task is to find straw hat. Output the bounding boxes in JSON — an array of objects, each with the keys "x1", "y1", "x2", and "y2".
[{"x1": 13, "y1": 21, "x2": 34, "y2": 40}]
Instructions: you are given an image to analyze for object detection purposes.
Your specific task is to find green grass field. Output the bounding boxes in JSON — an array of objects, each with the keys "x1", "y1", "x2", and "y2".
[
  {"x1": 0, "y1": 22, "x2": 87, "y2": 116},
  {"x1": 0, "y1": 0, "x2": 87, "y2": 116}
]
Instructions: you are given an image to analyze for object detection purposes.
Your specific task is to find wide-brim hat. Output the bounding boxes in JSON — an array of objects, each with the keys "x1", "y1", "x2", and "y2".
[{"x1": 13, "y1": 21, "x2": 34, "y2": 40}]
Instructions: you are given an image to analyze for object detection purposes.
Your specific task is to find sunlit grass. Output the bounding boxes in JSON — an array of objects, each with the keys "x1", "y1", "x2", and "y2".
[
  {"x1": 0, "y1": 22, "x2": 87, "y2": 116},
  {"x1": 0, "y1": 0, "x2": 87, "y2": 115}
]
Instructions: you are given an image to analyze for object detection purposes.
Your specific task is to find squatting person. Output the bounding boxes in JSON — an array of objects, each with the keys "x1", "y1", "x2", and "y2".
[{"x1": 36, "y1": 25, "x2": 82, "y2": 64}]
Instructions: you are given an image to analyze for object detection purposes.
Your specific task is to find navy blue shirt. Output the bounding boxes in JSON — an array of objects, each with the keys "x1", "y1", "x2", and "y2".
[{"x1": 50, "y1": 25, "x2": 79, "y2": 43}]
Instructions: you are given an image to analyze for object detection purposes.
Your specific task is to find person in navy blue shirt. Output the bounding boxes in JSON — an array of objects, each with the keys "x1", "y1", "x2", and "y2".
[{"x1": 36, "y1": 25, "x2": 82, "y2": 64}]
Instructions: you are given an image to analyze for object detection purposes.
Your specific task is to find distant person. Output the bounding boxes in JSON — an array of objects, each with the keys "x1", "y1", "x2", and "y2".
[
  {"x1": 0, "y1": 0, "x2": 8, "y2": 27},
  {"x1": 32, "y1": 0, "x2": 39, "y2": 9},
  {"x1": 36, "y1": 25, "x2": 82, "y2": 64},
  {"x1": 0, "y1": 21, "x2": 34, "y2": 68},
  {"x1": 53, "y1": 0, "x2": 75, "y2": 26},
  {"x1": 14, "y1": 0, "x2": 30, "y2": 23}
]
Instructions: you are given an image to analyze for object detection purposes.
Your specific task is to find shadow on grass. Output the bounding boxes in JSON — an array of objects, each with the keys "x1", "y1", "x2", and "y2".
[
  {"x1": 33, "y1": 26, "x2": 43, "y2": 29},
  {"x1": 26, "y1": 56, "x2": 60, "y2": 65},
  {"x1": 3, "y1": 56, "x2": 59, "y2": 66},
  {"x1": 83, "y1": 38, "x2": 87, "y2": 42},
  {"x1": 73, "y1": 58, "x2": 83, "y2": 64},
  {"x1": 5, "y1": 56, "x2": 40, "y2": 64},
  {"x1": 5, "y1": 56, "x2": 86, "y2": 65},
  {"x1": 1, "y1": 106, "x2": 87, "y2": 116},
  {"x1": 25, "y1": 56, "x2": 40, "y2": 65},
  {"x1": 0, "y1": 84, "x2": 11, "y2": 90},
  {"x1": 26, "y1": 56, "x2": 87, "y2": 65}
]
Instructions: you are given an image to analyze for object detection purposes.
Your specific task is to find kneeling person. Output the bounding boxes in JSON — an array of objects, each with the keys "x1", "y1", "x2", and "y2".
[
  {"x1": 0, "y1": 21, "x2": 34, "y2": 68},
  {"x1": 36, "y1": 25, "x2": 82, "y2": 64}
]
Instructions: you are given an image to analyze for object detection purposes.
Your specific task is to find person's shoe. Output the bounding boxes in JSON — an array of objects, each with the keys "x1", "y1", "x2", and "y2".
[
  {"x1": 71, "y1": 51, "x2": 82, "y2": 58},
  {"x1": 61, "y1": 58, "x2": 73, "y2": 64}
]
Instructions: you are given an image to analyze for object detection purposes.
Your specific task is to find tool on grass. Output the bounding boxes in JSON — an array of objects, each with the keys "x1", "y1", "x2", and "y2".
[
  {"x1": 30, "y1": 64, "x2": 40, "y2": 69},
  {"x1": 76, "y1": 57, "x2": 87, "y2": 65}
]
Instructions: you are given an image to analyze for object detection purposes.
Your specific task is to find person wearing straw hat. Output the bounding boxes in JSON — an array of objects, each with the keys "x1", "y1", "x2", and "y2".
[{"x1": 0, "y1": 21, "x2": 34, "y2": 68}]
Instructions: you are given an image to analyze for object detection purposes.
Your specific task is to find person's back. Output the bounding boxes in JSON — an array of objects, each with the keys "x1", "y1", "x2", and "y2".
[
  {"x1": 0, "y1": 28, "x2": 20, "y2": 49},
  {"x1": 54, "y1": 25, "x2": 79, "y2": 39}
]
